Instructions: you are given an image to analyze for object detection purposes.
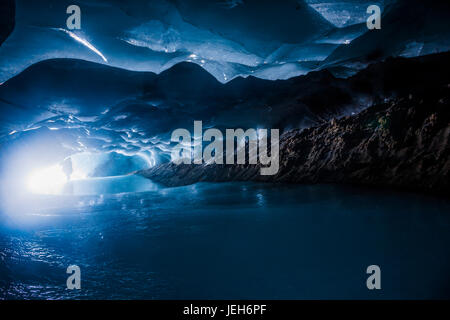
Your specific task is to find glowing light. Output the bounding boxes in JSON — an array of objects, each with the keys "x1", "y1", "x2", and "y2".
[
  {"x1": 71, "y1": 170, "x2": 87, "y2": 180},
  {"x1": 55, "y1": 28, "x2": 108, "y2": 62},
  {"x1": 27, "y1": 165, "x2": 68, "y2": 195}
]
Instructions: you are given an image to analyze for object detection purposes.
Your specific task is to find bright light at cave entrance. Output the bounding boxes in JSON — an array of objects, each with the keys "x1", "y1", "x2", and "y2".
[{"x1": 27, "y1": 165, "x2": 68, "y2": 195}]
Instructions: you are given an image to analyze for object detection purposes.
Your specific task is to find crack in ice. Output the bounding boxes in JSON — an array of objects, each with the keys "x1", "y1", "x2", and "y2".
[{"x1": 55, "y1": 28, "x2": 108, "y2": 63}]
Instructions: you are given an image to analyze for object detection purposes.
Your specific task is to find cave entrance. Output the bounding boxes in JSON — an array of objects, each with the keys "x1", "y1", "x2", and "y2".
[{"x1": 26, "y1": 151, "x2": 156, "y2": 196}]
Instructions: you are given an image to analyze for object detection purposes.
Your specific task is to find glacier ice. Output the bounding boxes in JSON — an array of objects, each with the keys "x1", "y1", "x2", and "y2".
[
  {"x1": 1, "y1": 0, "x2": 447, "y2": 84},
  {"x1": 1, "y1": 0, "x2": 450, "y2": 188},
  {"x1": 305, "y1": 0, "x2": 390, "y2": 27},
  {"x1": 0, "y1": 0, "x2": 337, "y2": 83}
]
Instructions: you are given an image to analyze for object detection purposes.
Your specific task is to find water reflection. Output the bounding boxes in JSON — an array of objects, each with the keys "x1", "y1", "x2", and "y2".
[{"x1": 1, "y1": 182, "x2": 450, "y2": 299}]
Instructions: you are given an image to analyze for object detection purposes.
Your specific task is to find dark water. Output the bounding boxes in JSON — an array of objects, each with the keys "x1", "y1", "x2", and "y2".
[{"x1": 1, "y1": 181, "x2": 450, "y2": 299}]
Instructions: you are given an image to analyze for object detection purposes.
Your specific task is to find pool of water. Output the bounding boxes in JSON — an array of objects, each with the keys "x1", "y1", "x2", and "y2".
[
  {"x1": 65, "y1": 174, "x2": 159, "y2": 195},
  {"x1": 1, "y1": 182, "x2": 449, "y2": 299}
]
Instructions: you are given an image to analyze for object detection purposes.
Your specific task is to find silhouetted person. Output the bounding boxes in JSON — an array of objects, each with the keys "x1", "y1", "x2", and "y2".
[{"x1": 62, "y1": 157, "x2": 73, "y2": 181}]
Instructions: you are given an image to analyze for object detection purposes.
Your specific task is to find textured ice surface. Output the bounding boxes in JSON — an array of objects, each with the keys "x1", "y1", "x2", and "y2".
[
  {"x1": 1, "y1": 0, "x2": 448, "y2": 83},
  {"x1": 305, "y1": 0, "x2": 389, "y2": 27},
  {"x1": 0, "y1": 0, "x2": 337, "y2": 83}
]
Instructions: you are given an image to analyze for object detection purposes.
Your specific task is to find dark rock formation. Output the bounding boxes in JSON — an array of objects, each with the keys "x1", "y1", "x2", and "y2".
[{"x1": 139, "y1": 86, "x2": 450, "y2": 195}]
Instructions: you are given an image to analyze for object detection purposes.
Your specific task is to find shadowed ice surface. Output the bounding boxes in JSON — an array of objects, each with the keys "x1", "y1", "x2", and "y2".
[{"x1": 1, "y1": 182, "x2": 450, "y2": 299}]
